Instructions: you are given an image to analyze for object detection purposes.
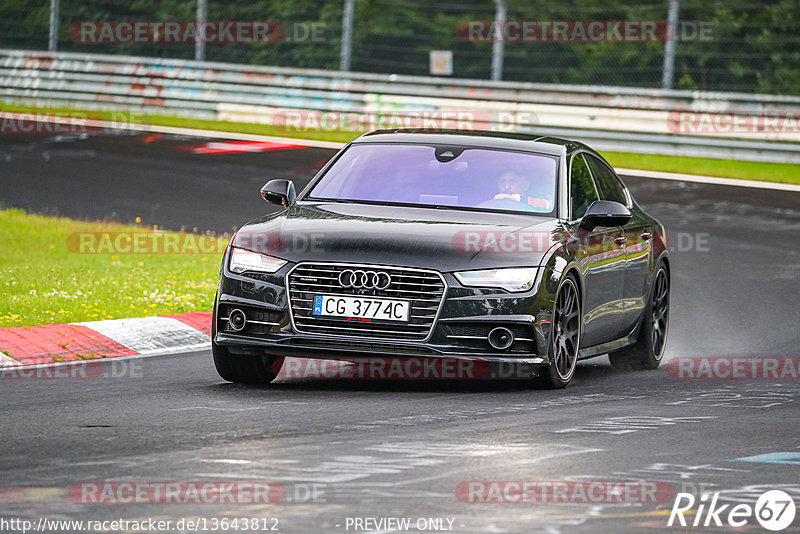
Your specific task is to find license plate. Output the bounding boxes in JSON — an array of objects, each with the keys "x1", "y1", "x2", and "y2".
[{"x1": 313, "y1": 295, "x2": 410, "y2": 322}]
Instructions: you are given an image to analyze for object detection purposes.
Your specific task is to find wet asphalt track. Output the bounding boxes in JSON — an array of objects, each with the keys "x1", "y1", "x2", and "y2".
[{"x1": 1, "y1": 129, "x2": 799, "y2": 533}]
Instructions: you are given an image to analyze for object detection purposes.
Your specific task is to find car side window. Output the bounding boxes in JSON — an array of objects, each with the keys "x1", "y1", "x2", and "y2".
[
  {"x1": 570, "y1": 154, "x2": 599, "y2": 220},
  {"x1": 585, "y1": 155, "x2": 629, "y2": 206}
]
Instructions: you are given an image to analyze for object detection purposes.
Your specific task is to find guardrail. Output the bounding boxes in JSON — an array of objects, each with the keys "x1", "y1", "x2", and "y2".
[{"x1": 1, "y1": 49, "x2": 798, "y2": 163}]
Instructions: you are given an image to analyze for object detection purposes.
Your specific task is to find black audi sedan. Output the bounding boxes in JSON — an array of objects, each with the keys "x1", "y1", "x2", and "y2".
[{"x1": 213, "y1": 130, "x2": 670, "y2": 388}]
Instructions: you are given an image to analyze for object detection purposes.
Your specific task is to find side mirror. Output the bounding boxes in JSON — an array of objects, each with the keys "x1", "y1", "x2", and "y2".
[
  {"x1": 580, "y1": 200, "x2": 632, "y2": 230},
  {"x1": 261, "y1": 179, "x2": 296, "y2": 207}
]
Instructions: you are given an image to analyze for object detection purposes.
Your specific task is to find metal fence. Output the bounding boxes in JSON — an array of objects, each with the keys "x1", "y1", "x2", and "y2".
[
  {"x1": 1, "y1": 0, "x2": 798, "y2": 95},
  {"x1": 2, "y1": 49, "x2": 799, "y2": 163}
]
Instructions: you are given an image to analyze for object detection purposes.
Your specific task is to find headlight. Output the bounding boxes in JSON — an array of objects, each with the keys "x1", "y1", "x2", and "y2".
[
  {"x1": 228, "y1": 247, "x2": 287, "y2": 274},
  {"x1": 454, "y1": 267, "x2": 538, "y2": 292}
]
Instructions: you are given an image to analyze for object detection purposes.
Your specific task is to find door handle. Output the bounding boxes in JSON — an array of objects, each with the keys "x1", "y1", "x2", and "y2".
[
  {"x1": 614, "y1": 236, "x2": 627, "y2": 246},
  {"x1": 640, "y1": 232, "x2": 652, "y2": 241}
]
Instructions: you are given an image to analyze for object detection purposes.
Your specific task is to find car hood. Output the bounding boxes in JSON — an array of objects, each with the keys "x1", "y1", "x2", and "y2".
[{"x1": 232, "y1": 202, "x2": 565, "y2": 272}]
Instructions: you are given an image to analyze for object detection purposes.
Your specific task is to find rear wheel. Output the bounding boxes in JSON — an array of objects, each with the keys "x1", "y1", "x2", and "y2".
[
  {"x1": 609, "y1": 264, "x2": 669, "y2": 370},
  {"x1": 537, "y1": 275, "x2": 581, "y2": 389}
]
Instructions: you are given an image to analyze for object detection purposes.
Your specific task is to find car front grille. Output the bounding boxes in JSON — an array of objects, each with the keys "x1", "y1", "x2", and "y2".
[{"x1": 287, "y1": 262, "x2": 446, "y2": 340}]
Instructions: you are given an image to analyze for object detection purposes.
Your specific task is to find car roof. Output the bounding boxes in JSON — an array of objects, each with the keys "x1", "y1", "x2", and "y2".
[{"x1": 351, "y1": 129, "x2": 590, "y2": 157}]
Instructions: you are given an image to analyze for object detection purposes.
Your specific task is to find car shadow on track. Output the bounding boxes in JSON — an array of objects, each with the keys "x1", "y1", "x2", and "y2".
[{"x1": 206, "y1": 359, "x2": 642, "y2": 395}]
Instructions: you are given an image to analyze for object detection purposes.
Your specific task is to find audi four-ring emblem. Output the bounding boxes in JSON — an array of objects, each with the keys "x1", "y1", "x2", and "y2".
[{"x1": 338, "y1": 269, "x2": 392, "y2": 290}]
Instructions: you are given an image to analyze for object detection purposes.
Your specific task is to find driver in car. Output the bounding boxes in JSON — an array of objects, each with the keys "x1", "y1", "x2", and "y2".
[{"x1": 485, "y1": 169, "x2": 553, "y2": 211}]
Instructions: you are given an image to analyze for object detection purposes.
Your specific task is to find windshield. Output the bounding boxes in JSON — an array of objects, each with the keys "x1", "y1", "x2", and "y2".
[{"x1": 307, "y1": 143, "x2": 558, "y2": 215}]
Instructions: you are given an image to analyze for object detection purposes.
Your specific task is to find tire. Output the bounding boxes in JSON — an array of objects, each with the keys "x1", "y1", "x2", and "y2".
[
  {"x1": 212, "y1": 295, "x2": 284, "y2": 384},
  {"x1": 536, "y1": 274, "x2": 581, "y2": 389},
  {"x1": 609, "y1": 263, "x2": 669, "y2": 370},
  {"x1": 212, "y1": 340, "x2": 284, "y2": 384}
]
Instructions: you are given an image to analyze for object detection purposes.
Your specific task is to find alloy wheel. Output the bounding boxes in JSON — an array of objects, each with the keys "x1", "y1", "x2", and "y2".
[
  {"x1": 650, "y1": 269, "x2": 669, "y2": 359},
  {"x1": 552, "y1": 278, "x2": 580, "y2": 380}
]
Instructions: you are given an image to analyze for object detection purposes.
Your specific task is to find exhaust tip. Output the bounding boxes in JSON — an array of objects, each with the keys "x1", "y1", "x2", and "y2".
[
  {"x1": 228, "y1": 308, "x2": 247, "y2": 332},
  {"x1": 488, "y1": 327, "x2": 514, "y2": 350}
]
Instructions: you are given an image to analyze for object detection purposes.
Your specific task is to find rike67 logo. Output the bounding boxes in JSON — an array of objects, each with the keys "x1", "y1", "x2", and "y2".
[{"x1": 668, "y1": 490, "x2": 796, "y2": 531}]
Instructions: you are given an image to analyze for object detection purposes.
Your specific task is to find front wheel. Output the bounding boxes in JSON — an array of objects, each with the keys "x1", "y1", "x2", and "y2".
[
  {"x1": 213, "y1": 340, "x2": 284, "y2": 384},
  {"x1": 609, "y1": 264, "x2": 669, "y2": 370},
  {"x1": 536, "y1": 274, "x2": 581, "y2": 389}
]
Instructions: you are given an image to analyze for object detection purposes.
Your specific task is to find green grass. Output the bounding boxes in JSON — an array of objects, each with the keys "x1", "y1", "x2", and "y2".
[
  {"x1": 603, "y1": 151, "x2": 800, "y2": 185},
  {"x1": 3, "y1": 101, "x2": 799, "y2": 184},
  {"x1": 0, "y1": 208, "x2": 225, "y2": 327}
]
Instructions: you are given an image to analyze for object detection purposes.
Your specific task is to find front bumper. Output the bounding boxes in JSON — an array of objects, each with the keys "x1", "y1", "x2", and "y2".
[{"x1": 214, "y1": 254, "x2": 555, "y2": 367}]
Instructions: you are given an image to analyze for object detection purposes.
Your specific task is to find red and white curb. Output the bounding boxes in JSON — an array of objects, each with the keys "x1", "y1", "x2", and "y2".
[
  {"x1": 0, "y1": 312, "x2": 211, "y2": 367},
  {"x1": 176, "y1": 139, "x2": 308, "y2": 154}
]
